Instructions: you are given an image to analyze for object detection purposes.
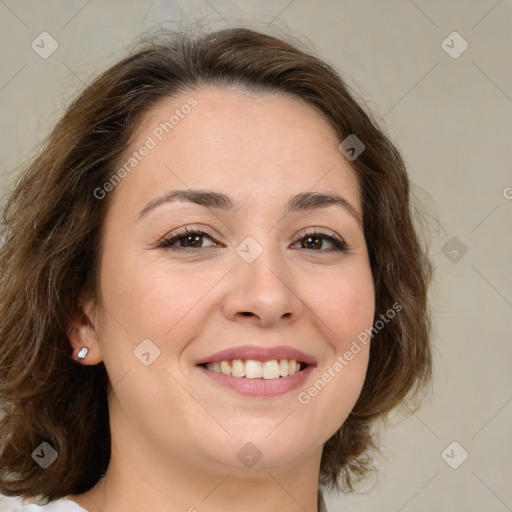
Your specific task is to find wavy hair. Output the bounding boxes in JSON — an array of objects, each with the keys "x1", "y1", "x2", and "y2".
[{"x1": 0, "y1": 25, "x2": 433, "y2": 501}]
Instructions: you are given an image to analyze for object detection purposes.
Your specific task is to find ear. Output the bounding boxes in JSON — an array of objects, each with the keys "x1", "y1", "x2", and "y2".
[{"x1": 67, "y1": 300, "x2": 103, "y2": 365}]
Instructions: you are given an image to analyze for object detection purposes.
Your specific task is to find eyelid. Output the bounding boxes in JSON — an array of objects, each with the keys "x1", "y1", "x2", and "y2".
[
  {"x1": 296, "y1": 226, "x2": 338, "y2": 237},
  {"x1": 295, "y1": 226, "x2": 345, "y2": 243}
]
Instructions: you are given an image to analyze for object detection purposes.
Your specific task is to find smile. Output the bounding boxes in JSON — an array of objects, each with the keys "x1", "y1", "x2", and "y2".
[
  {"x1": 201, "y1": 359, "x2": 307, "y2": 380},
  {"x1": 195, "y1": 344, "x2": 316, "y2": 397}
]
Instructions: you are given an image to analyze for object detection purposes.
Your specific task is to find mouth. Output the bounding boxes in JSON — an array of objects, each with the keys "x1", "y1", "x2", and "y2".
[
  {"x1": 195, "y1": 345, "x2": 316, "y2": 397},
  {"x1": 198, "y1": 358, "x2": 309, "y2": 380}
]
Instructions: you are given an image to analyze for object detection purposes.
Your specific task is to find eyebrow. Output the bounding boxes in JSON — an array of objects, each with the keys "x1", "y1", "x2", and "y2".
[{"x1": 138, "y1": 189, "x2": 363, "y2": 227}]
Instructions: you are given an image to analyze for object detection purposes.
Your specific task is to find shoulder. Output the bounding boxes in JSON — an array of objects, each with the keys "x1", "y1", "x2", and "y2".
[{"x1": 9, "y1": 498, "x2": 87, "y2": 512}]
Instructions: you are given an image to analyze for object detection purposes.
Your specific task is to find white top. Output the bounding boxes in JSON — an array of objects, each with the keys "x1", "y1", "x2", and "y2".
[
  {"x1": 11, "y1": 492, "x2": 328, "y2": 511},
  {"x1": 10, "y1": 499, "x2": 87, "y2": 511}
]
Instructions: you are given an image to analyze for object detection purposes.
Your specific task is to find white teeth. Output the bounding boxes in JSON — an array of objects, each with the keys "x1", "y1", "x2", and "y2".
[
  {"x1": 231, "y1": 359, "x2": 245, "y2": 377},
  {"x1": 245, "y1": 360, "x2": 263, "y2": 379},
  {"x1": 205, "y1": 359, "x2": 304, "y2": 379},
  {"x1": 220, "y1": 360, "x2": 232, "y2": 374},
  {"x1": 263, "y1": 360, "x2": 280, "y2": 379}
]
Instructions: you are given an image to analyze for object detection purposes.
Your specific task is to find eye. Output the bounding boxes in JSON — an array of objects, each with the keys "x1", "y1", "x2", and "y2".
[
  {"x1": 159, "y1": 227, "x2": 219, "y2": 250},
  {"x1": 292, "y1": 230, "x2": 348, "y2": 252},
  {"x1": 157, "y1": 227, "x2": 348, "y2": 253}
]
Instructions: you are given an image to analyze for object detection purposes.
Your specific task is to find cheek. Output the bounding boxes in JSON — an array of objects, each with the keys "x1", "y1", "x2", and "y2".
[
  {"x1": 303, "y1": 263, "x2": 374, "y2": 402},
  {"x1": 313, "y1": 265, "x2": 375, "y2": 350},
  {"x1": 99, "y1": 250, "x2": 226, "y2": 343}
]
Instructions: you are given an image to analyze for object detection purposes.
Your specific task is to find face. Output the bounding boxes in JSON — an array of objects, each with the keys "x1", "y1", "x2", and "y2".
[{"x1": 81, "y1": 88, "x2": 375, "y2": 475}]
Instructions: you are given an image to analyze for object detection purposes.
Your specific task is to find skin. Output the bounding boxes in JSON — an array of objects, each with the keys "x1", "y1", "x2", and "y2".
[{"x1": 67, "y1": 88, "x2": 375, "y2": 512}]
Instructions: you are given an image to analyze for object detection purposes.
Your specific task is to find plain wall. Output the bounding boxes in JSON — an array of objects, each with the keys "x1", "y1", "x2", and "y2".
[{"x1": 1, "y1": 1, "x2": 511, "y2": 511}]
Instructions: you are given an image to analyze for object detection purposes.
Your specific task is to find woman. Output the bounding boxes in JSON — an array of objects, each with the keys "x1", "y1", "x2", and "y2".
[{"x1": 0, "y1": 26, "x2": 433, "y2": 512}]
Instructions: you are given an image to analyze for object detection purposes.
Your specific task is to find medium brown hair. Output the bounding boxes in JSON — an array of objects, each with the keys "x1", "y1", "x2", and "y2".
[{"x1": 0, "y1": 25, "x2": 433, "y2": 501}]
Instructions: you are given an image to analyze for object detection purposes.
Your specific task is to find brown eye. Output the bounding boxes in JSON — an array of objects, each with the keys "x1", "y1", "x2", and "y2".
[
  {"x1": 176, "y1": 233, "x2": 203, "y2": 248},
  {"x1": 159, "y1": 230, "x2": 217, "y2": 250},
  {"x1": 301, "y1": 235, "x2": 323, "y2": 250},
  {"x1": 293, "y1": 232, "x2": 348, "y2": 252}
]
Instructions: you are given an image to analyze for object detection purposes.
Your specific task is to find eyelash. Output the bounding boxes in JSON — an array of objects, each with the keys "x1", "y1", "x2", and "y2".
[{"x1": 158, "y1": 227, "x2": 349, "y2": 253}]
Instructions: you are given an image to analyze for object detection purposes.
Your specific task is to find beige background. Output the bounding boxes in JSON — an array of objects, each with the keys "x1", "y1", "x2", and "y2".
[{"x1": 1, "y1": 1, "x2": 511, "y2": 511}]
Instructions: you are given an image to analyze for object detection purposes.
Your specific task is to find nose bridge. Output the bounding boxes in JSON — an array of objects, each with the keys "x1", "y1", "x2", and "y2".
[
  {"x1": 235, "y1": 233, "x2": 289, "y2": 293},
  {"x1": 224, "y1": 232, "x2": 302, "y2": 324}
]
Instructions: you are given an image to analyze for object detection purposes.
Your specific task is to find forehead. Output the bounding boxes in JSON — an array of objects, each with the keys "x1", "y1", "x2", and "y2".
[{"x1": 111, "y1": 87, "x2": 362, "y2": 217}]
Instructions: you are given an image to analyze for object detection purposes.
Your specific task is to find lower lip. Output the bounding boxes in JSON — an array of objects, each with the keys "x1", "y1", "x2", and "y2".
[{"x1": 197, "y1": 365, "x2": 315, "y2": 397}]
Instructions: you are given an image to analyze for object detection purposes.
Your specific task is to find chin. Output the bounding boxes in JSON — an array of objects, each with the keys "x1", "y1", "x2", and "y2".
[{"x1": 211, "y1": 428, "x2": 315, "y2": 470}]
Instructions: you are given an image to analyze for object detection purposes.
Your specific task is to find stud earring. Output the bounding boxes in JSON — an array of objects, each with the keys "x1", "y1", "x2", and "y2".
[{"x1": 77, "y1": 347, "x2": 89, "y2": 359}]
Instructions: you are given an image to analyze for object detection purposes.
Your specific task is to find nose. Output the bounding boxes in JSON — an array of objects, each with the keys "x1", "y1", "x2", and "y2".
[{"x1": 221, "y1": 242, "x2": 304, "y2": 328}]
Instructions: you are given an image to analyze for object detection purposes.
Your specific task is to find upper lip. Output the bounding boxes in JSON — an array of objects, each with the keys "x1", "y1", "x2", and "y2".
[{"x1": 196, "y1": 345, "x2": 317, "y2": 366}]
